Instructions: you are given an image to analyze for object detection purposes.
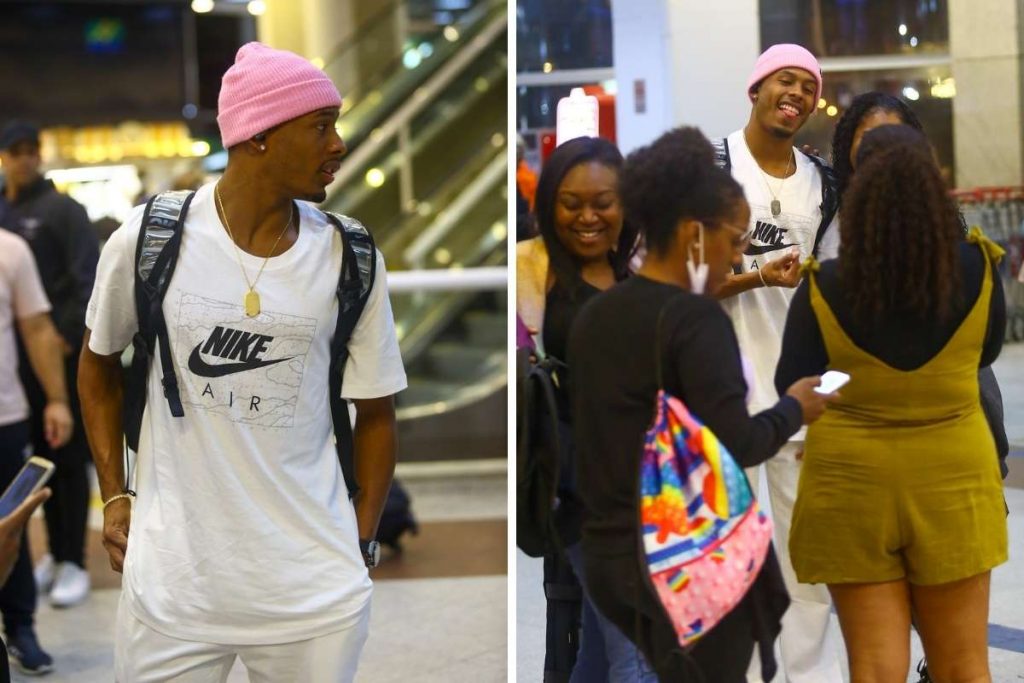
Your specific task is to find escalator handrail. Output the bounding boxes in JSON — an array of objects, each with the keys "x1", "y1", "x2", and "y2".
[
  {"x1": 330, "y1": 54, "x2": 506, "y2": 223},
  {"x1": 388, "y1": 266, "x2": 507, "y2": 292},
  {"x1": 395, "y1": 359, "x2": 506, "y2": 422},
  {"x1": 326, "y1": 11, "x2": 507, "y2": 203},
  {"x1": 327, "y1": 0, "x2": 499, "y2": 105},
  {"x1": 387, "y1": 266, "x2": 507, "y2": 422},
  {"x1": 404, "y1": 151, "x2": 507, "y2": 267}
]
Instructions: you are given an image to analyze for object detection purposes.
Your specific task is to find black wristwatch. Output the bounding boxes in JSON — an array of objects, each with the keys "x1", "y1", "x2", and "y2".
[{"x1": 359, "y1": 539, "x2": 381, "y2": 568}]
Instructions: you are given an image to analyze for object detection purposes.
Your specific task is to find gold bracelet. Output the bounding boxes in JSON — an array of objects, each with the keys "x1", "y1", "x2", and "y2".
[{"x1": 103, "y1": 491, "x2": 136, "y2": 510}]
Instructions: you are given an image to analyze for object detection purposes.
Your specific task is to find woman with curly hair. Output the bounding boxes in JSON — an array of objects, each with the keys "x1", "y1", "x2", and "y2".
[
  {"x1": 830, "y1": 91, "x2": 923, "y2": 201},
  {"x1": 776, "y1": 124, "x2": 1007, "y2": 683},
  {"x1": 569, "y1": 127, "x2": 833, "y2": 682},
  {"x1": 516, "y1": 135, "x2": 644, "y2": 681}
]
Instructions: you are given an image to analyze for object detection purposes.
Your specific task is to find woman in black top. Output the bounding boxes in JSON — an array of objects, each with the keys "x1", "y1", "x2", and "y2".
[
  {"x1": 779, "y1": 124, "x2": 1005, "y2": 385},
  {"x1": 568, "y1": 128, "x2": 832, "y2": 682},
  {"x1": 776, "y1": 125, "x2": 1006, "y2": 683},
  {"x1": 516, "y1": 136, "x2": 643, "y2": 681}
]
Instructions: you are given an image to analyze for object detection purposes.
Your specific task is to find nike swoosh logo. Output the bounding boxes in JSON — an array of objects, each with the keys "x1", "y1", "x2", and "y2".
[
  {"x1": 187, "y1": 345, "x2": 293, "y2": 378},
  {"x1": 745, "y1": 243, "x2": 799, "y2": 256}
]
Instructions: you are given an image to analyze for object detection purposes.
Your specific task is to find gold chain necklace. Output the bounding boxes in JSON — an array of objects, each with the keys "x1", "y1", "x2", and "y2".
[{"x1": 214, "y1": 183, "x2": 294, "y2": 317}]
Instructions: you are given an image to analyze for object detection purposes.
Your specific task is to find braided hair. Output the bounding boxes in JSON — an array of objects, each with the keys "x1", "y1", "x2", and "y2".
[
  {"x1": 831, "y1": 92, "x2": 923, "y2": 201},
  {"x1": 839, "y1": 124, "x2": 962, "y2": 325}
]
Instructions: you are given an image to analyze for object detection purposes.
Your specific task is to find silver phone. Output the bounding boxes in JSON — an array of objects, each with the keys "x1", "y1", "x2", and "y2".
[{"x1": 0, "y1": 457, "x2": 55, "y2": 517}]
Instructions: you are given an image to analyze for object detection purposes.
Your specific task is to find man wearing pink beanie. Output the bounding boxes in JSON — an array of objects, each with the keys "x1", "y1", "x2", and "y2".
[
  {"x1": 711, "y1": 44, "x2": 844, "y2": 683},
  {"x1": 80, "y1": 42, "x2": 406, "y2": 681}
]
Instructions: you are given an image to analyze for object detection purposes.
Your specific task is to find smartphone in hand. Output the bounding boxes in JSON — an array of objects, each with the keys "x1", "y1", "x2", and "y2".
[
  {"x1": 815, "y1": 370, "x2": 850, "y2": 395},
  {"x1": 0, "y1": 457, "x2": 55, "y2": 518}
]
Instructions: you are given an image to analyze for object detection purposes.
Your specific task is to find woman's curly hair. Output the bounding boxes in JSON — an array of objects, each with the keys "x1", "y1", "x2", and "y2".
[
  {"x1": 533, "y1": 136, "x2": 639, "y2": 298},
  {"x1": 839, "y1": 125, "x2": 962, "y2": 325},
  {"x1": 831, "y1": 92, "x2": 922, "y2": 201},
  {"x1": 618, "y1": 127, "x2": 744, "y2": 255}
]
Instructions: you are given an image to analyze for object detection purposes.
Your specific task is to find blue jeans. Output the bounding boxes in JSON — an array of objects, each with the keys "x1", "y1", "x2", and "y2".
[{"x1": 566, "y1": 543, "x2": 658, "y2": 683}]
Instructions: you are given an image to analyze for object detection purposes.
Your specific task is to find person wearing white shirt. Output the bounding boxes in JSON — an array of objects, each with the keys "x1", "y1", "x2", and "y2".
[
  {"x1": 714, "y1": 44, "x2": 844, "y2": 683},
  {"x1": 78, "y1": 43, "x2": 406, "y2": 682}
]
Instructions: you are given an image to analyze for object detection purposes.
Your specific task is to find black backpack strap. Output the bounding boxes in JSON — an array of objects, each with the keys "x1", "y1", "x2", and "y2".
[
  {"x1": 125, "y1": 190, "x2": 194, "y2": 452},
  {"x1": 714, "y1": 138, "x2": 747, "y2": 276},
  {"x1": 323, "y1": 211, "x2": 377, "y2": 499},
  {"x1": 712, "y1": 137, "x2": 731, "y2": 172},
  {"x1": 800, "y1": 151, "x2": 839, "y2": 259}
]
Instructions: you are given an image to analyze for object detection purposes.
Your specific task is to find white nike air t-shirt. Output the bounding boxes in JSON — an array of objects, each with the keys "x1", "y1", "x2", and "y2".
[
  {"x1": 720, "y1": 129, "x2": 839, "y2": 421},
  {"x1": 86, "y1": 182, "x2": 407, "y2": 644}
]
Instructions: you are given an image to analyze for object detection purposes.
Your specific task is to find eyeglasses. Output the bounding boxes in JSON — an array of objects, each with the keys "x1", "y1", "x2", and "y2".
[{"x1": 721, "y1": 223, "x2": 754, "y2": 251}]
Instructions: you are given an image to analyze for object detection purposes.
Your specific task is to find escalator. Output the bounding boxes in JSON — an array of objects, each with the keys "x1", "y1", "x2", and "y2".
[{"x1": 322, "y1": 0, "x2": 507, "y2": 461}]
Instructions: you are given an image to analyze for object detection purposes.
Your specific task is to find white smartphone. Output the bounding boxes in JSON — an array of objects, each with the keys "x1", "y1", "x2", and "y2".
[
  {"x1": 815, "y1": 370, "x2": 850, "y2": 395},
  {"x1": 0, "y1": 457, "x2": 55, "y2": 518}
]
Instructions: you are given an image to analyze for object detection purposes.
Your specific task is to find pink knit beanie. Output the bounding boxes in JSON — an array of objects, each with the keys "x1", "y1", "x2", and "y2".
[
  {"x1": 747, "y1": 44, "x2": 822, "y2": 104},
  {"x1": 217, "y1": 42, "x2": 342, "y2": 149}
]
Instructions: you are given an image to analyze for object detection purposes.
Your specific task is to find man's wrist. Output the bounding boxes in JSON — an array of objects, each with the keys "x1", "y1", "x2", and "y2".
[
  {"x1": 757, "y1": 268, "x2": 771, "y2": 288},
  {"x1": 45, "y1": 396, "x2": 69, "y2": 406}
]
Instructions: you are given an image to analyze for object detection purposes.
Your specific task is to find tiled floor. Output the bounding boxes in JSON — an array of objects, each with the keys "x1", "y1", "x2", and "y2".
[
  {"x1": 517, "y1": 343, "x2": 1024, "y2": 682},
  {"x1": 14, "y1": 463, "x2": 508, "y2": 682}
]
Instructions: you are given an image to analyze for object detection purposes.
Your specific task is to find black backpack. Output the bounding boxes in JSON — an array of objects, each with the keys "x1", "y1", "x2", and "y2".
[
  {"x1": 123, "y1": 190, "x2": 376, "y2": 498},
  {"x1": 516, "y1": 347, "x2": 571, "y2": 558},
  {"x1": 712, "y1": 136, "x2": 839, "y2": 259}
]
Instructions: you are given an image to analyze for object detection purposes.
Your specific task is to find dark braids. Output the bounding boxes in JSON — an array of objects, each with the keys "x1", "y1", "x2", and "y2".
[{"x1": 831, "y1": 92, "x2": 923, "y2": 202}]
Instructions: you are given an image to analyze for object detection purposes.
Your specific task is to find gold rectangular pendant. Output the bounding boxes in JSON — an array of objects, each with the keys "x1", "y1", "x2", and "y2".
[{"x1": 244, "y1": 290, "x2": 261, "y2": 317}]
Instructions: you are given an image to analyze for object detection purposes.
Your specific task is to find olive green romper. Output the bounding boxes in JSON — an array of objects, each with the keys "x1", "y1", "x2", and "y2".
[{"x1": 789, "y1": 229, "x2": 1008, "y2": 586}]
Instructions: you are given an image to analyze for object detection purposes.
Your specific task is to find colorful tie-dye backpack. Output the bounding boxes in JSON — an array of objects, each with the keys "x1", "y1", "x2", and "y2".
[{"x1": 639, "y1": 306, "x2": 774, "y2": 646}]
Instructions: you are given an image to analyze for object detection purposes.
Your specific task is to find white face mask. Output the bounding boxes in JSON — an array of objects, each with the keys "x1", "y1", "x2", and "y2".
[{"x1": 686, "y1": 223, "x2": 708, "y2": 295}]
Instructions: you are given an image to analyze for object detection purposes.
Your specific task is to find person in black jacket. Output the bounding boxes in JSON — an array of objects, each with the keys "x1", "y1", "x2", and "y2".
[
  {"x1": 569, "y1": 127, "x2": 834, "y2": 682},
  {"x1": 0, "y1": 121, "x2": 99, "y2": 614}
]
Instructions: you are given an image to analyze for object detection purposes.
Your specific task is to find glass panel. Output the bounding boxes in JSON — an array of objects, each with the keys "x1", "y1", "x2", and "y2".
[
  {"x1": 760, "y1": 0, "x2": 949, "y2": 57},
  {"x1": 391, "y1": 289, "x2": 506, "y2": 414},
  {"x1": 516, "y1": 82, "x2": 602, "y2": 131},
  {"x1": 794, "y1": 66, "x2": 955, "y2": 184},
  {"x1": 327, "y1": 32, "x2": 507, "y2": 254},
  {"x1": 328, "y1": 0, "x2": 503, "y2": 151},
  {"x1": 516, "y1": 0, "x2": 614, "y2": 72}
]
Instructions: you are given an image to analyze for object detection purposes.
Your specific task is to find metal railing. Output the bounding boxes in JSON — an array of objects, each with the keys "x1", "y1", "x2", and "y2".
[
  {"x1": 389, "y1": 266, "x2": 507, "y2": 421},
  {"x1": 328, "y1": 10, "x2": 507, "y2": 211},
  {"x1": 404, "y1": 153, "x2": 507, "y2": 268},
  {"x1": 387, "y1": 266, "x2": 507, "y2": 292}
]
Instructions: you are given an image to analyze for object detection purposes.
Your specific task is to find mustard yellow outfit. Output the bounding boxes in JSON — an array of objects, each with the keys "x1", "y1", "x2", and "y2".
[{"x1": 789, "y1": 230, "x2": 1008, "y2": 586}]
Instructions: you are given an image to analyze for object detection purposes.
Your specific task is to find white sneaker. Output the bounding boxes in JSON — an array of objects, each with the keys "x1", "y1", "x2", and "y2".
[
  {"x1": 33, "y1": 553, "x2": 55, "y2": 593},
  {"x1": 48, "y1": 562, "x2": 90, "y2": 608}
]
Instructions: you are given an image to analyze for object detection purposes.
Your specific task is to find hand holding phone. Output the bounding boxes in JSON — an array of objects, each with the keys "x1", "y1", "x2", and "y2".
[
  {"x1": 0, "y1": 460, "x2": 53, "y2": 584},
  {"x1": 815, "y1": 370, "x2": 850, "y2": 395},
  {"x1": 0, "y1": 457, "x2": 55, "y2": 518}
]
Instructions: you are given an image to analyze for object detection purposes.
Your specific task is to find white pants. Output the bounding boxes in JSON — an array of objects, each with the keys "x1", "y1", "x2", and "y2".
[
  {"x1": 746, "y1": 443, "x2": 844, "y2": 683},
  {"x1": 114, "y1": 595, "x2": 370, "y2": 682}
]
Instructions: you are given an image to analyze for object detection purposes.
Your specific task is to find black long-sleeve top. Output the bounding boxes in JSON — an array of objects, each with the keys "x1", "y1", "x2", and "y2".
[
  {"x1": 0, "y1": 177, "x2": 98, "y2": 351},
  {"x1": 775, "y1": 241, "x2": 1005, "y2": 394},
  {"x1": 569, "y1": 276, "x2": 802, "y2": 559}
]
